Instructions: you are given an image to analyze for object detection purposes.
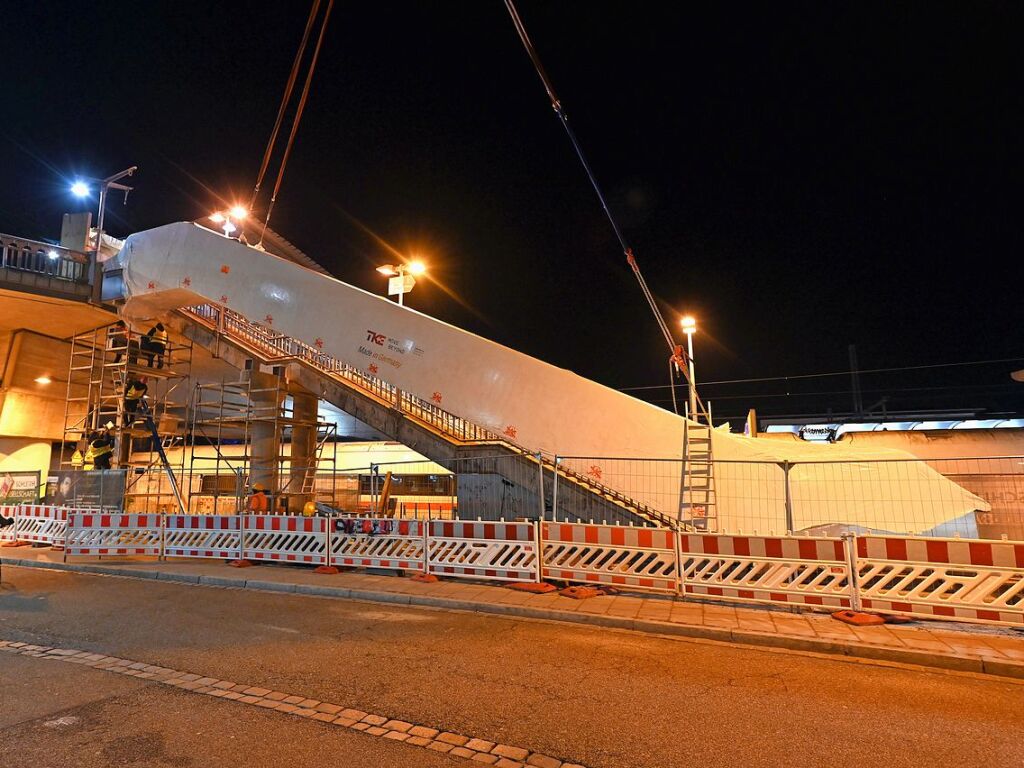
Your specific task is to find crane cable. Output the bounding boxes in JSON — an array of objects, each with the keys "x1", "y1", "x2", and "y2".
[
  {"x1": 257, "y1": 0, "x2": 335, "y2": 247},
  {"x1": 502, "y1": 0, "x2": 699, "y2": 415},
  {"x1": 248, "y1": 0, "x2": 323, "y2": 213}
]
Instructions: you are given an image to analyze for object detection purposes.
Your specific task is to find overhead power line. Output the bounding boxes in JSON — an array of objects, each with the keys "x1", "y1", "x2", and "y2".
[{"x1": 619, "y1": 356, "x2": 1024, "y2": 392}]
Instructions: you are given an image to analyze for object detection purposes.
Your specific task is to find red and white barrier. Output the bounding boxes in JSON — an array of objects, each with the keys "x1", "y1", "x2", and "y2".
[
  {"x1": 330, "y1": 517, "x2": 425, "y2": 571},
  {"x1": 10, "y1": 505, "x2": 67, "y2": 546},
  {"x1": 854, "y1": 535, "x2": 1024, "y2": 625},
  {"x1": 65, "y1": 513, "x2": 163, "y2": 557},
  {"x1": 427, "y1": 521, "x2": 539, "y2": 582},
  {"x1": 0, "y1": 504, "x2": 23, "y2": 543},
  {"x1": 242, "y1": 515, "x2": 327, "y2": 565},
  {"x1": 542, "y1": 523, "x2": 678, "y2": 592},
  {"x1": 679, "y1": 533, "x2": 854, "y2": 609},
  {"x1": 164, "y1": 515, "x2": 242, "y2": 560}
]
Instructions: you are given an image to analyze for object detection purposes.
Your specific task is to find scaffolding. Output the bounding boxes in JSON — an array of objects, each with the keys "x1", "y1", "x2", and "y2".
[
  {"x1": 188, "y1": 369, "x2": 338, "y2": 514},
  {"x1": 61, "y1": 321, "x2": 193, "y2": 512}
]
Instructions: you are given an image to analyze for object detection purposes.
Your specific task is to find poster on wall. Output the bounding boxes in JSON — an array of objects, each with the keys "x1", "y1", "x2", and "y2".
[
  {"x1": 44, "y1": 470, "x2": 126, "y2": 510},
  {"x1": 0, "y1": 470, "x2": 41, "y2": 504}
]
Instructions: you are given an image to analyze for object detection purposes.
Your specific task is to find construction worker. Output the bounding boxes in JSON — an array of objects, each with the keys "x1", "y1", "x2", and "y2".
[
  {"x1": 89, "y1": 430, "x2": 114, "y2": 471},
  {"x1": 123, "y1": 376, "x2": 148, "y2": 426},
  {"x1": 109, "y1": 320, "x2": 127, "y2": 363},
  {"x1": 143, "y1": 322, "x2": 168, "y2": 369},
  {"x1": 246, "y1": 483, "x2": 269, "y2": 513}
]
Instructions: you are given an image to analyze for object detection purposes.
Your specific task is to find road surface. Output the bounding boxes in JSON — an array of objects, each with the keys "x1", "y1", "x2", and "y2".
[{"x1": 1, "y1": 566, "x2": 1021, "y2": 767}]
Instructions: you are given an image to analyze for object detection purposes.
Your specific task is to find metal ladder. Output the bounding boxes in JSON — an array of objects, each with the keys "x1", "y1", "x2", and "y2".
[{"x1": 681, "y1": 416, "x2": 717, "y2": 531}]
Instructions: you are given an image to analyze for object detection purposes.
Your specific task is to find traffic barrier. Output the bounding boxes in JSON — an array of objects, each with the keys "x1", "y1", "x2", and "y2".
[
  {"x1": 542, "y1": 522, "x2": 678, "y2": 593},
  {"x1": 426, "y1": 520, "x2": 539, "y2": 582},
  {"x1": 679, "y1": 533, "x2": 854, "y2": 609},
  {"x1": 164, "y1": 515, "x2": 241, "y2": 560},
  {"x1": 330, "y1": 517, "x2": 425, "y2": 572},
  {"x1": 0, "y1": 504, "x2": 23, "y2": 543},
  {"x1": 854, "y1": 535, "x2": 1024, "y2": 625},
  {"x1": 10, "y1": 505, "x2": 67, "y2": 546},
  {"x1": 242, "y1": 515, "x2": 327, "y2": 565},
  {"x1": 65, "y1": 513, "x2": 163, "y2": 557}
]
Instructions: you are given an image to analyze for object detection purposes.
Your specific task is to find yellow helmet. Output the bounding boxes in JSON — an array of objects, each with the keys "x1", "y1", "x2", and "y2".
[{"x1": 302, "y1": 501, "x2": 316, "y2": 517}]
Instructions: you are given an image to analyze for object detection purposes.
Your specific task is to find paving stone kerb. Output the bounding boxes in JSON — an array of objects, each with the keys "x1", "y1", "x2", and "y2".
[{"x1": 4, "y1": 555, "x2": 1023, "y2": 681}]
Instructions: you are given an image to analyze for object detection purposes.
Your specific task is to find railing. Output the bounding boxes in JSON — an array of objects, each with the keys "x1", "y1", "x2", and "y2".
[
  {"x1": 0, "y1": 233, "x2": 89, "y2": 284},
  {"x1": 181, "y1": 304, "x2": 676, "y2": 528}
]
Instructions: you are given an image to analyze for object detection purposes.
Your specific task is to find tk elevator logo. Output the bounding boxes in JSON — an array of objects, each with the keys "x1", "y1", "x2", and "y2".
[{"x1": 366, "y1": 330, "x2": 386, "y2": 346}]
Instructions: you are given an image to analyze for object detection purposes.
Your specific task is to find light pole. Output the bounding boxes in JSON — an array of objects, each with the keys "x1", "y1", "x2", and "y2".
[
  {"x1": 681, "y1": 315, "x2": 698, "y2": 419},
  {"x1": 376, "y1": 260, "x2": 426, "y2": 306},
  {"x1": 209, "y1": 205, "x2": 250, "y2": 238},
  {"x1": 71, "y1": 166, "x2": 137, "y2": 302}
]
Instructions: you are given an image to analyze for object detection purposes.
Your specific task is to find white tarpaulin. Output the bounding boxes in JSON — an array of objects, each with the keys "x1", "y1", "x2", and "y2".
[{"x1": 117, "y1": 222, "x2": 988, "y2": 533}]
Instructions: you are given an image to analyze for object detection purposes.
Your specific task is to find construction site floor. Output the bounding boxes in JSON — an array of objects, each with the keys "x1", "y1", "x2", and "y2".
[{"x1": 3, "y1": 546, "x2": 1022, "y2": 680}]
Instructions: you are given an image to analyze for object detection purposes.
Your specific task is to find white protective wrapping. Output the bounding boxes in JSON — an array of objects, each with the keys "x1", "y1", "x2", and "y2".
[{"x1": 117, "y1": 223, "x2": 987, "y2": 533}]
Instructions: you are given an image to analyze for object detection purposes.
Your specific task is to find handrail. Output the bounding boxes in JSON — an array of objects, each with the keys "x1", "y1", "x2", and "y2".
[
  {"x1": 180, "y1": 303, "x2": 679, "y2": 528},
  {"x1": 0, "y1": 232, "x2": 90, "y2": 283}
]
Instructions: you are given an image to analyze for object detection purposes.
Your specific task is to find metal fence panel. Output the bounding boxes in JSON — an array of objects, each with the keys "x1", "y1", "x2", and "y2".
[
  {"x1": 854, "y1": 535, "x2": 1024, "y2": 625},
  {"x1": 541, "y1": 522, "x2": 678, "y2": 592},
  {"x1": 65, "y1": 513, "x2": 162, "y2": 557},
  {"x1": 330, "y1": 517, "x2": 425, "y2": 571},
  {"x1": 679, "y1": 533, "x2": 853, "y2": 608},
  {"x1": 426, "y1": 520, "x2": 539, "y2": 582},
  {"x1": 11, "y1": 505, "x2": 67, "y2": 545},
  {"x1": 164, "y1": 514, "x2": 242, "y2": 559},
  {"x1": 242, "y1": 515, "x2": 327, "y2": 565}
]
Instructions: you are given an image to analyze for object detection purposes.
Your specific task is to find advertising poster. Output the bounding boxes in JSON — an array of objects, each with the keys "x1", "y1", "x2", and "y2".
[{"x1": 0, "y1": 470, "x2": 41, "y2": 504}]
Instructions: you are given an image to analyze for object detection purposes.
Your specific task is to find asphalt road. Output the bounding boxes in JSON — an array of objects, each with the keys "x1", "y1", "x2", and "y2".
[{"x1": 1, "y1": 566, "x2": 1022, "y2": 768}]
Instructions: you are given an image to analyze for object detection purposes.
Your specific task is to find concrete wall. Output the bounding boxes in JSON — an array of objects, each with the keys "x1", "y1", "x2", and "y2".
[{"x1": 0, "y1": 330, "x2": 74, "y2": 440}]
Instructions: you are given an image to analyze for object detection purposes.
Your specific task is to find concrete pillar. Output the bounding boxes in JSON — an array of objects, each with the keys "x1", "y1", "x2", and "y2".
[
  {"x1": 289, "y1": 388, "x2": 318, "y2": 509},
  {"x1": 248, "y1": 368, "x2": 282, "y2": 497}
]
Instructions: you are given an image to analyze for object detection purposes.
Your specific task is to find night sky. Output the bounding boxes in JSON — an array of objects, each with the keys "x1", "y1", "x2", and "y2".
[{"x1": 3, "y1": 2, "x2": 1021, "y2": 423}]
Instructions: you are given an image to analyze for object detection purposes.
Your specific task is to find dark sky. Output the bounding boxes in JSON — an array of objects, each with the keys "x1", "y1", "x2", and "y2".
[{"x1": 2, "y1": 2, "x2": 1021, "y2": 422}]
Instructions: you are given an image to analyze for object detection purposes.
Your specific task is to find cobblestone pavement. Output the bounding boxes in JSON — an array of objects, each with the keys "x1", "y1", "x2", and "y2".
[{"x1": 2, "y1": 566, "x2": 1023, "y2": 768}]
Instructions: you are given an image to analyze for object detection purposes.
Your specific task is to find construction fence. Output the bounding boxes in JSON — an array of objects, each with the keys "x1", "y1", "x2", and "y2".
[
  {"x1": 32, "y1": 453, "x2": 1024, "y2": 542},
  {"x1": 3, "y1": 504, "x2": 1022, "y2": 628}
]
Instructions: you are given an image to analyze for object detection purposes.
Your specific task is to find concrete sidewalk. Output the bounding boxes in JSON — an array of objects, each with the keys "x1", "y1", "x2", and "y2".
[{"x1": 4, "y1": 547, "x2": 1023, "y2": 680}]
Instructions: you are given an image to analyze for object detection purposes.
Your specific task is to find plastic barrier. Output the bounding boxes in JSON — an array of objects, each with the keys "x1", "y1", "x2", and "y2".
[
  {"x1": 330, "y1": 517, "x2": 425, "y2": 571},
  {"x1": 427, "y1": 521, "x2": 539, "y2": 582},
  {"x1": 164, "y1": 514, "x2": 242, "y2": 560},
  {"x1": 65, "y1": 513, "x2": 163, "y2": 557},
  {"x1": 854, "y1": 535, "x2": 1024, "y2": 625},
  {"x1": 542, "y1": 522, "x2": 678, "y2": 593},
  {"x1": 242, "y1": 515, "x2": 327, "y2": 565},
  {"x1": 0, "y1": 504, "x2": 22, "y2": 543},
  {"x1": 11, "y1": 505, "x2": 67, "y2": 546},
  {"x1": 679, "y1": 533, "x2": 854, "y2": 609}
]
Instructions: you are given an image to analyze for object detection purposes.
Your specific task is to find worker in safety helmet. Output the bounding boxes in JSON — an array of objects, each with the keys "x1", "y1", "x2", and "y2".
[
  {"x1": 123, "y1": 376, "x2": 148, "y2": 426},
  {"x1": 89, "y1": 429, "x2": 115, "y2": 471},
  {"x1": 143, "y1": 322, "x2": 168, "y2": 369},
  {"x1": 246, "y1": 483, "x2": 269, "y2": 513}
]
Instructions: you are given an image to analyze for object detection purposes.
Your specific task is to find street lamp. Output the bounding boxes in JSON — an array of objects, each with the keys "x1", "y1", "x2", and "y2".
[
  {"x1": 376, "y1": 260, "x2": 426, "y2": 306},
  {"x1": 680, "y1": 315, "x2": 698, "y2": 418},
  {"x1": 70, "y1": 166, "x2": 137, "y2": 303},
  {"x1": 209, "y1": 205, "x2": 248, "y2": 237}
]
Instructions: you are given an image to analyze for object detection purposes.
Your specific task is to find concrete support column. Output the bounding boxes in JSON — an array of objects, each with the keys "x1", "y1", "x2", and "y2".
[
  {"x1": 248, "y1": 369, "x2": 281, "y2": 498},
  {"x1": 289, "y1": 388, "x2": 318, "y2": 509}
]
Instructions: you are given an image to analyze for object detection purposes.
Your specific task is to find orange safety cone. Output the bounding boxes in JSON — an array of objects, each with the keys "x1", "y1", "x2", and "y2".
[
  {"x1": 508, "y1": 582, "x2": 558, "y2": 594},
  {"x1": 831, "y1": 610, "x2": 886, "y2": 626}
]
